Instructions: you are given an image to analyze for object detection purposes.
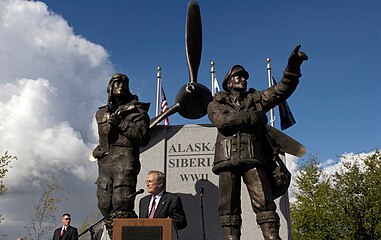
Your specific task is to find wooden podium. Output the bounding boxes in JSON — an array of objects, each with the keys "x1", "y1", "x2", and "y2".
[{"x1": 113, "y1": 218, "x2": 178, "y2": 240}]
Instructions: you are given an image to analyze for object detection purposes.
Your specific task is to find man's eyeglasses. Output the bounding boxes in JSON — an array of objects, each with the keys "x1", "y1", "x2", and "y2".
[{"x1": 64, "y1": 218, "x2": 71, "y2": 221}]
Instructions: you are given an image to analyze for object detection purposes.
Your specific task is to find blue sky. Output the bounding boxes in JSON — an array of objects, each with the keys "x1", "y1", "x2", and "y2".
[
  {"x1": 43, "y1": 0, "x2": 381, "y2": 161},
  {"x1": 0, "y1": 0, "x2": 380, "y2": 238}
]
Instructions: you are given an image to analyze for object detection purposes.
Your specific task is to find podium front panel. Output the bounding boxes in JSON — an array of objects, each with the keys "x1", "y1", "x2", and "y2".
[
  {"x1": 113, "y1": 218, "x2": 176, "y2": 240},
  {"x1": 121, "y1": 226, "x2": 162, "y2": 240}
]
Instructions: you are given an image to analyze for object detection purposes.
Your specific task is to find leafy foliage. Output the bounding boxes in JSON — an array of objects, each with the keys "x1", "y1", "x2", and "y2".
[
  {"x1": 25, "y1": 176, "x2": 68, "y2": 240},
  {"x1": 332, "y1": 150, "x2": 381, "y2": 239},
  {"x1": 0, "y1": 151, "x2": 17, "y2": 224},
  {"x1": 291, "y1": 150, "x2": 381, "y2": 240},
  {"x1": 290, "y1": 154, "x2": 337, "y2": 239},
  {"x1": 78, "y1": 212, "x2": 103, "y2": 240},
  {"x1": 0, "y1": 151, "x2": 17, "y2": 240}
]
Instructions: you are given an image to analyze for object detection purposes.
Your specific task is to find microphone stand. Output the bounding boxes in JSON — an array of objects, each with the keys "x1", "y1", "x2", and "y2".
[
  {"x1": 74, "y1": 189, "x2": 144, "y2": 240},
  {"x1": 199, "y1": 188, "x2": 207, "y2": 240}
]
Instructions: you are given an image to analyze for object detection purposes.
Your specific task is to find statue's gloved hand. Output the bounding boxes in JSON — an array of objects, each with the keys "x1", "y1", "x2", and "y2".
[
  {"x1": 273, "y1": 165, "x2": 289, "y2": 185},
  {"x1": 129, "y1": 113, "x2": 145, "y2": 124},
  {"x1": 108, "y1": 113, "x2": 122, "y2": 127},
  {"x1": 92, "y1": 145, "x2": 108, "y2": 159},
  {"x1": 248, "y1": 109, "x2": 268, "y2": 126},
  {"x1": 236, "y1": 110, "x2": 251, "y2": 125},
  {"x1": 284, "y1": 44, "x2": 308, "y2": 77}
]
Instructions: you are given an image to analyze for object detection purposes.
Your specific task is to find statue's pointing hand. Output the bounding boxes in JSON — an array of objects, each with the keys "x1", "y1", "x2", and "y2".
[{"x1": 285, "y1": 44, "x2": 308, "y2": 77}]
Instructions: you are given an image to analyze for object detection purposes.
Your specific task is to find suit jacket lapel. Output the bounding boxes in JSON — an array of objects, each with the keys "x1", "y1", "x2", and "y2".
[
  {"x1": 54, "y1": 228, "x2": 60, "y2": 240},
  {"x1": 154, "y1": 192, "x2": 167, "y2": 218},
  {"x1": 142, "y1": 196, "x2": 150, "y2": 217}
]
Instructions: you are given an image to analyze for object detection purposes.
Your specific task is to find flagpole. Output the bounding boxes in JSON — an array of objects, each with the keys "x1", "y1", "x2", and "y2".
[
  {"x1": 156, "y1": 66, "x2": 161, "y2": 117},
  {"x1": 267, "y1": 59, "x2": 293, "y2": 238},
  {"x1": 211, "y1": 61, "x2": 215, "y2": 96},
  {"x1": 267, "y1": 58, "x2": 275, "y2": 127}
]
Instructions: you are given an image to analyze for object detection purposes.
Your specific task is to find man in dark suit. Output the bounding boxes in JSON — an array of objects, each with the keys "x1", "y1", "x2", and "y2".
[
  {"x1": 139, "y1": 170, "x2": 187, "y2": 230},
  {"x1": 52, "y1": 213, "x2": 78, "y2": 240}
]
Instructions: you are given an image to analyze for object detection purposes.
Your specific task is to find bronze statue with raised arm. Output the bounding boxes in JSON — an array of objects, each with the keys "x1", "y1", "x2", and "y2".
[{"x1": 207, "y1": 45, "x2": 308, "y2": 240}]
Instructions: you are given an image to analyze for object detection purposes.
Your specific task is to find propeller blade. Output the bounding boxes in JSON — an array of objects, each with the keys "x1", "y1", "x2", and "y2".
[
  {"x1": 185, "y1": 1, "x2": 202, "y2": 83},
  {"x1": 150, "y1": 103, "x2": 180, "y2": 128},
  {"x1": 266, "y1": 125, "x2": 306, "y2": 157}
]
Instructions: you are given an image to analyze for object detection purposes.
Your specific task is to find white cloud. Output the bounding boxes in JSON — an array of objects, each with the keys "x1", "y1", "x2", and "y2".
[
  {"x1": 289, "y1": 150, "x2": 377, "y2": 203},
  {"x1": 321, "y1": 151, "x2": 371, "y2": 176},
  {"x1": 0, "y1": 0, "x2": 375, "y2": 239},
  {"x1": 284, "y1": 153, "x2": 299, "y2": 203},
  {"x1": 0, "y1": 0, "x2": 114, "y2": 238}
]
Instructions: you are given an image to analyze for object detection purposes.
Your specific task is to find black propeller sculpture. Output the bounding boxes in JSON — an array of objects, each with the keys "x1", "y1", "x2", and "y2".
[
  {"x1": 150, "y1": 1, "x2": 213, "y2": 128},
  {"x1": 148, "y1": 1, "x2": 307, "y2": 159}
]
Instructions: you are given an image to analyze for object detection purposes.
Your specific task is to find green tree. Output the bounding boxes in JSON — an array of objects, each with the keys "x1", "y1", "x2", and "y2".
[
  {"x1": 290, "y1": 154, "x2": 337, "y2": 239},
  {"x1": 25, "y1": 176, "x2": 68, "y2": 240},
  {"x1": 78, "y1": 212, "x2": 103, "y2": 240},
  {"x1": 291, "y1": 150, "x2": 381, "y2": 240},
  {"x1": 332, "y1": 150, "x2": 381, "y2": 239},
  {"x1": 0, "y1": 151, "x2": 17, "y2": 223},
  {"x1": 0, "y1": 151, "x2": 17, "y2": 239}
]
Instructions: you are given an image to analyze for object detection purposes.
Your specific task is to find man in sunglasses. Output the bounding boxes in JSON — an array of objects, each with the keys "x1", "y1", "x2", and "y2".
[{"x1": 52, "y1": 213, "x2": 78, "y2": 240}]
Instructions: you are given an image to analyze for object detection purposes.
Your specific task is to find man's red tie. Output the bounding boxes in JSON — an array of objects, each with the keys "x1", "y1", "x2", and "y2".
[
  {"x1": 60, "y1": 228, "x2": 65, "y2": 237},
  {"x1": 149, "y1": 196, "x2": 156, "y2": 219}
]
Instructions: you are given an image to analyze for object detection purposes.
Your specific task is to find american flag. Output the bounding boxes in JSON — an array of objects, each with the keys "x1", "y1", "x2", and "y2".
[{"x1": 161, "y1": 86, "x2": 169, "y2": 125}]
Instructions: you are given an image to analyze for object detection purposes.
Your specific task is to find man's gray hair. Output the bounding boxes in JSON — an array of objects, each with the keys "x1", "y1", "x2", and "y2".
[{"x1": 148, "y1": 170, "x2": 166, "y2": 187}]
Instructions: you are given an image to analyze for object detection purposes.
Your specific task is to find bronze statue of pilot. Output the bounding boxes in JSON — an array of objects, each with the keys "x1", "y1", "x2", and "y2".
[
  {"x1": 207, "y1": 45, "x2": 308, "y2": 240},
  {"x1": 92, "y1": 73, "x2": 150, "y2": 233}
]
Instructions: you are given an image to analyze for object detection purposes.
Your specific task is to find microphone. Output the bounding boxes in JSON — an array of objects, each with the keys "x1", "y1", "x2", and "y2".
[
  {"x1": 199, "y1": 187, "x2": 204, "y2": 196},
  {"x1": 127, "y1": 189, "x2": 144, "y2": 199}
]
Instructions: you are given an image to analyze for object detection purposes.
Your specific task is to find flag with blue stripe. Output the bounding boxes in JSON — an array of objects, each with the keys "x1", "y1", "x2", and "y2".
[
  {"x1": 273, "y1": 77, "x2": 296, "y2": 130},
  {"x1": 213, "y1": 76, "x2": 221, "y2": 95}
]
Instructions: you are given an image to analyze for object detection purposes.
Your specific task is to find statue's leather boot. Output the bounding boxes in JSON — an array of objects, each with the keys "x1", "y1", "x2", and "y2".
[
  {"x1": 223, "y1": 226, "x2": 241, "y2": 240},
  {"x1": 257, "y1": 211, "x2": 281, "y2": 240}
]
